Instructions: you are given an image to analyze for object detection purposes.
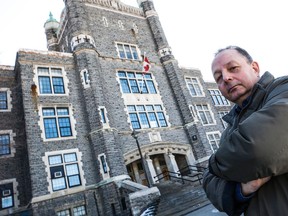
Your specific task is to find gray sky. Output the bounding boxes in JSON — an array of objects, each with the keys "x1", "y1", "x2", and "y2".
[{"x1": 1, "y1": 0, "x2": 288, "y2": 81}]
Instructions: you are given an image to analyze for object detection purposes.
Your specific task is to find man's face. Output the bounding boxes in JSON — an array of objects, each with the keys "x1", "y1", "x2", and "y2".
[{"x1": 211, "y1": 49, "x2": 260, "y2": 106}]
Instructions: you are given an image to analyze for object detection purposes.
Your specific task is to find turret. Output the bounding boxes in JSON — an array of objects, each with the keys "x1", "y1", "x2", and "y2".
[{"x1": 44, "y1": 12, "x2": 60, "y2": 51}]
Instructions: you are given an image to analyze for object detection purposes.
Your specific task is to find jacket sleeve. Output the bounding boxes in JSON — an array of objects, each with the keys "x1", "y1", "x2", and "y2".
[
  {"x1": 202, "y1": 169, "x2": 248, "y2": 216},
  {"x1": 210, "y1": 85, "x2": 288, "y2": 183}
]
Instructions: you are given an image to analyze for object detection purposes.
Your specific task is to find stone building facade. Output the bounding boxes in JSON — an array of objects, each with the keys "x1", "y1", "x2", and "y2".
[{"x1": 0, "y1": 0, "x2": 232, "y2": 215}]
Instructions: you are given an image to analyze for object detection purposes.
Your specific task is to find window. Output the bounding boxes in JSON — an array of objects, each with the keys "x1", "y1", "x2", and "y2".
[
  {"x1": 39, "y1": 105, "x2": 76, "y2": 141},
  {"x1": 98, "y1": 106, "x2": 109, "y2": 128},
  {"x1": 185, "y1": 77, "x2": 204, "y2": 97},
  {"x1": 0, "y1": 88, "x2": 12, "y2": 112},
  {"x1": 0, "y1": 183, "x2": 14, "y2": 210},
  {"x1": 195, "y1": 104, "x2": 215, "y2": 125},
  {"x1": 189, "y1": 105, "x2": 199, "y2": 123},
  {"x1": 49, "y1": 152, "x2": 81, "y2": 191},
  {"x1": 118, "y1": 71, "x2": 157, "y2": 94},
  {"x1": 73, "y1": 205, "x2": 86, "y2": 216},
  {"x1": 36, "y1": 66, "x2": 67, "y2": 95},
  {"x1": 127, "y1": 105, "x2": 168, "y2": 129},
  {"x1": 80, "y1": 69, "x2": 90, "y2": 89},
  {"x1": 218, "y1": 111, "x2": 229, "y2": 128},
  {"x1": 0, "y1": 130, "x2": 15, "y2": 158},
  {"x1": 57, "y1": 209, "x2": 70, "y2": 216},
  {"x1": 0, "y1": 134, "x2": 10, "y2": 156},
  {"x1": 116, "y1": 43, "x2": 140, "y2": 60},
  {"x1": 208, "y1": 89, "x2": 230, "y2": 106},
  {"x1": 207, "y1": 132, "x2": 221, "y2": 152},
  {"x1": 57, "y1": 205, "x2": 86, "y2": 216}
]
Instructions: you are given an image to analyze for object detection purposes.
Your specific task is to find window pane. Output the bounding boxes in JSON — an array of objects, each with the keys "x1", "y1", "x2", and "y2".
[
  {"x1": 58, "y1": 117, "x2": 72, "y2": 137},
  {"x1": 0, "y1": 92, "x2": 7, "y2": 109},
  {"x1": 129, "y1": 113, "x2": 140, "y2": 129},
  {"x1": 120, "y1": 79, "x2": 130, "y2": 93},
  {"x1": 129, "y1": 80, "x2": 139, "y2": 93},
  {"x1": 68, "y1": 175, "x2": 81, "y2": 187},
  {"x1": 52, "y1": 77, "x2": 65, "y2": 94},
  {"x1": 2, "y1": 196, "x2": 13, "y2": 208},
  {"x1": 57, "y1": 209, "x2": 71, "y2": 216},
  {"x1": 146, "y1": 80, "x2": 157, "y2": 93},
  {"x1": 117, "y1": 44, "x2": 125, "y2": 58},
  {"x1": 64, "y1": 153, "x2": 77, "y2": 163},
  {"x1": 0, "y1": 134, "x2": 10, "y2": 155},
  {"x1": 51, "y1": 68, "x2": 62, "y2": 75},
  {"x1": 148, "y1": 113, "x2": 159, "y2": 128},
  {"x1": 57, "y1": 108, "x2": 69, "y2": 116},
  {"x1": 157, "y1": 112, "x2": 167, "y2": 127},
  {"x1": 38, "y1": 67, "x2": 49, "y2": 74},
  {"x1": 43, "y1": 108, "x2": 55, "y2": 116},
  {"x1": 39, "y1": 76, "x2": 52, "y2": 94},
  {"x1": 49, "y1": 155, "x2": 62, "y2": 165},
  {"x1": 139, "y1": 113, "x2": 149, "y2": 128},
  {"x1": 52, "y1": 178, "x2": 66, "y2": 191},
  {"x1": 124, "y1": 45, "x2": 132, "y2": 59},
  {"x1": 118, "y1": 71, "x2": 126, "y2": 77},
  {"x1": 44, "y1": 118, "x2": 58, "y2": 138},
  {"x1": 136, "y1": 105, "x2": 145, "y2": 111},
  {"x1": 131, "y1": 46, "x2": 139, "y2": 60},
  {"x1": 66, "y1": 164, "x2": 79, "y2": 176},
  {"x1": 73, "y1": 206, "x2": 86, "y2": 216}
]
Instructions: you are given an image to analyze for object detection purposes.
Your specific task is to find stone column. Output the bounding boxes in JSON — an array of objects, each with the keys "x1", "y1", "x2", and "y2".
[
  {"x1": 164, "y1": 150, "x2": 180, "y2": 177},
  {"x1": 145, "y1": 155, "x2": 158, "y2": 184}
]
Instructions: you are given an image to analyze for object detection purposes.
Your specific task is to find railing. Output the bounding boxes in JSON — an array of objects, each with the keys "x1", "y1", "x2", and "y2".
[{"x1": 153, "y1": 165, "x2": 206, "y2": 185}]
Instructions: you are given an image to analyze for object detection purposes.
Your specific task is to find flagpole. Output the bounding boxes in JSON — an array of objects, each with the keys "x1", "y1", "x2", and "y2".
[{"x1": 140, "y1": 52, "x2": 146, "y2": 94}]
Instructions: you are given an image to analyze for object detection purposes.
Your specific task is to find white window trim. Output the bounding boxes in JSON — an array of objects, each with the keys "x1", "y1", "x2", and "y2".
[
  {"x1": 0, "y1": 178, "x2": 19, "y2": 213},
  {"x1": 195, "y1": 104, "x2": 216, "y2": 126},
  {"x1": 33, "y1": 65, "x2": 70, "y2": 96},
  {"x1": 185, "y1": 76, "x2": 205, "y2": 97},
  {"x1": 38, "y1": 104, "x2": 77, "y2": 142},
  {"x1": 206, "y1": 131, "x2": 221, "y2": 153},
  {"x1": 98, "y1": 153, "x2": 110, "y2": 180},
  {"x1": 0, "y1": 130, "x2": 16, "y2": 158},
  {"x1": 0, "y1": 88, "x2": 12, "y2": 112},
  {"x1": 42, "y1": 148, "x2": 86, "y2": 194},
  {"x1": 98, "y1": 106, "x2": 110, "y2": 129},
  {"x1": 188, "y1": 105, "x2": 199, "y2": 124},
  {"x1": 80, "y1": 69, "x2": 91, "y2": 89}
]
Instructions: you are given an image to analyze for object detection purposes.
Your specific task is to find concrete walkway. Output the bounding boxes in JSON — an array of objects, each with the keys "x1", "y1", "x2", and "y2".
[{"x1": 184, "y1": 204, "x2": 227, "y2": 216}]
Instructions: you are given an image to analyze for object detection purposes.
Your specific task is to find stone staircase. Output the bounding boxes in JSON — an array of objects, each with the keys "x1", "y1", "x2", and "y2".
[{"x1": 154, "y1": 181, "x2": 210, "y2": 216}]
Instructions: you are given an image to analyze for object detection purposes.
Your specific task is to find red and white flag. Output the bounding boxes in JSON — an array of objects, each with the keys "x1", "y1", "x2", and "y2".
[{"x1": 142, "y1": 56, "x2": 151, "y2": 73}]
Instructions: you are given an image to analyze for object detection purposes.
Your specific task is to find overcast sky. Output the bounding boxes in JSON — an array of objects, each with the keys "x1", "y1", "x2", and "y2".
[{"x1": 1, "y1": 0, "x2": 288, "y2": 81}]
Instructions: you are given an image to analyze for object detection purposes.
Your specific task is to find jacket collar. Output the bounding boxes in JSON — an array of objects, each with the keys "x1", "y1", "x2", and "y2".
[{"x1": 223, "y1": 71, "x2": 274, "y2": 124}]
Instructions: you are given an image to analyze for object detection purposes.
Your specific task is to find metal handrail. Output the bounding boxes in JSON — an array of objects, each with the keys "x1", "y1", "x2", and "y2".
[{"x1": 154, "y1": 170, "x2": 203, "y2": 185}]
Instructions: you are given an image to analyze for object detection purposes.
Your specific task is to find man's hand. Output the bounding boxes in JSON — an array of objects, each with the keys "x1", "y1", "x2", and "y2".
[{"x1": 241, "y1": 176, "x2": 271, "y2": 196}]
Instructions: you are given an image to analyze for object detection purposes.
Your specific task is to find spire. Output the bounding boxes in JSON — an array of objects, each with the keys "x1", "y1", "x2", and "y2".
[{"x1": 44, "y1": 12, "x2": 59, "y2": 30}]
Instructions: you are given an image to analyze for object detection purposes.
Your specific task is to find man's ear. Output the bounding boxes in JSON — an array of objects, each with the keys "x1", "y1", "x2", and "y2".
[{"x1": 252, "y1": 61, "x2": 260, "y2": 74}]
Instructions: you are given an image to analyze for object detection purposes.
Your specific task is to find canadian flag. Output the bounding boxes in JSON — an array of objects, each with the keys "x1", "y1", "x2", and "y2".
[{"x1": 143, "y1": 56, "x2": 151, "y2": 73}]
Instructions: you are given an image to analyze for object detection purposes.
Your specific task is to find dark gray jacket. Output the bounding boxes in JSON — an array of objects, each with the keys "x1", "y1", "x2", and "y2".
[{"x1": 203, "y1": 72, "x2": 288, "y2": 216}]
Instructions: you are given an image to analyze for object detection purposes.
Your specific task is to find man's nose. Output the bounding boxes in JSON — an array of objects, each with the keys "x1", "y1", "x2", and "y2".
[{"x1": 222, "y1": 71, "x2": 233, "y2": 82}]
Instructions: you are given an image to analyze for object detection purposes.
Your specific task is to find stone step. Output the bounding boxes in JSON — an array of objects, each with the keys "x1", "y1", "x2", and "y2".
[{"x1": 154, "y1": 181, "x2": 209, "y2": 216}]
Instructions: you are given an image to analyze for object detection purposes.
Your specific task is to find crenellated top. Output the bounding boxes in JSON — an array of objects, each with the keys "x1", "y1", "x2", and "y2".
[{"x1": 81, "y1": 0, "x2": 144, "y2": 17}]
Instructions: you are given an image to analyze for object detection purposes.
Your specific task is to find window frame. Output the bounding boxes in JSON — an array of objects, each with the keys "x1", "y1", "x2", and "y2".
[
  {"x1": 127, "y1": 104, "x2": 168, "y2": 130},
  {"x1": 34, "y1": 66, "x2": 69, "y2": 96},
  {"x1": 39, "y1": 105, "x2": 76, "y2": 142},
  {"x1": 0, "y1": 88, "x2": 12, "y2": 112},
  {"x1": 195, "y1": 104, "x2": 216, "y2": 126},
  {"x1": 115, "y1": 43, "x2": 140, "y2": 60},
  {"x1": 208, "y1": 89, "x2": 230, "y2": 106},
  {"x1": 0, "y1": 179, "x2": 19, "y2": 212},
  {"x1": 185, "y1": 77, "x2": 205, "y2": 97},
  {"x1": 0, "y1": 130, "x2": 16, "y2": 158},
  {"x1": 43, "y1": 149, "x2": 85, "y2": 194},
  {"x1": 117, "y1": 71, "x2": 157, "y2": 94},
  {"x1": 206, "y1": 131, "x2": 221, "y2": 153}
]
